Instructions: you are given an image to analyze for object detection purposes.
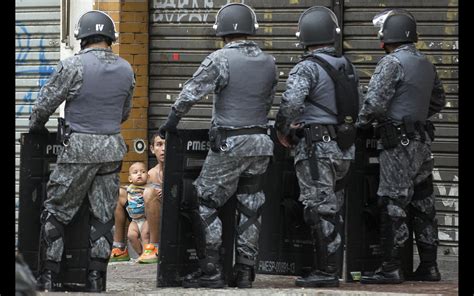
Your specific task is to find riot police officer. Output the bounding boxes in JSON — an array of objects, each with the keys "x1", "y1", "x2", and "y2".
[
  {"x1": 357, "y1": 9, "x2": 446, "y2": 284},
  {"x1": 29, "y1": 10, "x2": 135, "y2": 292},
  {"x1": 159, "y1": 3, "x2": 278, "y2": 289},
  {"x1": 274, "y1": 6, "x2": 360, "y2": 288}
]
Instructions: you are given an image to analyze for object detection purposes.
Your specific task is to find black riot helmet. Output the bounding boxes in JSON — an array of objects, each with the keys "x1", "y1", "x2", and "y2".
[
  {"x1": 373, "y1": 9, "x2": 418, "y2": 44},
  {"x1": 296, "y1": 6, "x2": 341, "y2": 47},
  {"x1": 213, "y1": 3, "x2": 259, "y2": 37},
  {"x1": 74, "y1": 10, "x2": 118, "y2": 42}
]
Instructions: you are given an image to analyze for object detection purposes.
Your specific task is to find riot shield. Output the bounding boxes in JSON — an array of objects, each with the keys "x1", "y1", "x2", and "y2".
[
  {"x1": 158, "y1": 128, "x2": 346, "y2": 287},
  {"x1": 18, "y1": 132, "x2": 101, "y2": 291},
  {"x1": 345, "y1": 128, "x2": 413, "y2": 281},
  {"x1": 256, "y1": 128, "x2": 315, "y2": 276},
  {"x1": 157, "y1": 129, "x2": 236, "y2": 287}
]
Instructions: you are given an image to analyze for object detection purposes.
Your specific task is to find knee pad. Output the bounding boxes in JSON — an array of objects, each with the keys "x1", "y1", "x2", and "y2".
[
  {"x1": 40, "y1": 211, "x2": 65, "y2": 245},
  {"x1": 413, "y1": 175, "x2": 434, "y2": 200},
  {"x1": 89, "y1": 217, "x2": 114, "y2": 271}
]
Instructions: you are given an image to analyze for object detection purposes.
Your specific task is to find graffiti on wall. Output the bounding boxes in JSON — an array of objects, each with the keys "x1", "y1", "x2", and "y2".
[
  {"x1": 15, "y1": 21, "x2": 55, "y2": 118},
  {"x1": 152, "y1": 0, "x2": 245, "y2": 23}
]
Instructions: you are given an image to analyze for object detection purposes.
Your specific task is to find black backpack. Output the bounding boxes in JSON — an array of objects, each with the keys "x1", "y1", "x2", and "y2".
[
  {"x1": 304, "y1": 54, "x2": 359, "y2": 124},
  {"x1": 304, "y1": 55, "x2": 359, "y2": 149}
]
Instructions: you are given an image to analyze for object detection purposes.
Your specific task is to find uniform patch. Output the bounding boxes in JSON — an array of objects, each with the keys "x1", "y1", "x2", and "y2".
[
  {"x1": 289, "y1": 66, "x2": 300, "y2": 75},
  {"x1": 192, "y1": 58, "x2": 213, "y2": 77},
  {"x1": 373, "y1": 66, "x2": 382, "y2": 75},
  {"x1": 202, "y1": 58, "x2": 213, "y2": 67}
]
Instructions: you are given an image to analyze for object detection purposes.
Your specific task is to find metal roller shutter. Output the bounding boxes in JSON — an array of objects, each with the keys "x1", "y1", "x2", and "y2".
[
  {"x1": 15, "y1": 0, "x2": 61, "y2": 249},
  {"x1": 149, "y1": 0, "x2": 334, "y2": 132},
  {"x1": 149, "y1": 0, "x2": 458, "y2": 275}
]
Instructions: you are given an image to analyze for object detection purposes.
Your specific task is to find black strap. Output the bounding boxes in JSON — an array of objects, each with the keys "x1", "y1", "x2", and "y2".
[
  {"x1": 44, "y1": 215, "x2": 65, "y2": 242},
  {"x1": 236, "y1": 256, "x2": 255, "y2": 266},
  {"x1": 90, "y1": 217, "x2": 114, "y2": 246},
  {"x1": 223, "y1": 127, "x2": 268, "y2": 137},
  {"x1": 204, "y1": 211, "x2": 219, "y2": 226},
  {"x1": 306, "y1": 98, "x2": 337, "y2": 117},
  {"x1": 304, "y1": 55, "x2": 355, "y2": 119},
  {"x1": 307, "y1": 55, "x2": 355, "y2": 83},
  {"x1": 236, "y1": 202, "x2": 263, "y2": 235},
  {"x1": 237, "y1": 174, "x2": 265, "y2": 195}
]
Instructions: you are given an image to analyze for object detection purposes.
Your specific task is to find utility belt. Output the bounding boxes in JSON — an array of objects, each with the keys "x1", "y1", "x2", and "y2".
[
  {"x1": 209, "y1": 126, "x2": 268, "y2": 153},
  {"x1": 375, "y1": 117, "x2": 435, "y2": 149},
  {"x1": 295, "y1": 123, "x2": 337, "y2": 144}
]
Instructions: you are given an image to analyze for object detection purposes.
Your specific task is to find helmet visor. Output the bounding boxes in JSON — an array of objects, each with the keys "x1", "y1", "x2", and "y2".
[{"x1": 372, "y1": 9, "x2": 416, "y2": 28}]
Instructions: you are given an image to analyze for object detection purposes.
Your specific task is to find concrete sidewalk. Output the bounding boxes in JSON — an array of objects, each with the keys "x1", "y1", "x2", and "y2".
[{"x1": 37, "y1": 260, "x2": 458, "y2": 296}]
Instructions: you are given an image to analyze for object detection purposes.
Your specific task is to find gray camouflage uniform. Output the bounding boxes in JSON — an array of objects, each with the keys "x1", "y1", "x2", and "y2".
[
  {"x1": 29, "y1": 48, "x2": 135, "y2": 271},
  {"x1": 171, "y1": 40, "x2": 278, "y2": 263},
  {"x1": 357, "y1": 44, "x2": 445, "y2": 257},
  {"x1": 275, "y1": 47, "x2": 359, "y2": 259}
]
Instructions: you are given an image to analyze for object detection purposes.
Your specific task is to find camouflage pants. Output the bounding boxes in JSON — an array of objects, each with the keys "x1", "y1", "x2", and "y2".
[
  {"x1": 42, "y1": 161, "x2": 121, "y2": 263},
  {"x1": 193, "y1": 153, "x2": 270, "y2": 262},
  {"x1": 295, "y1": 157, "x2": 351, "y2": 255},
  {"x1": 378, "y1": 140, "x2": 439, "y2": 248}
]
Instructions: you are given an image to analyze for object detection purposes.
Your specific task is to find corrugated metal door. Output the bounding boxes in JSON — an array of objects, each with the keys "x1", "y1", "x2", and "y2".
[
  {"x1": 15, "y1": 0, "x2": 61, "y2": 248},
  {"x1": 149, "y1": 0, "x2": 458, "y2": 271},
  {"x1": 343, "y1": 0, "x2": 459, "y2": 267},
  {"x1": 149, "y1": 0, "x2": 334, "y2": 132}
]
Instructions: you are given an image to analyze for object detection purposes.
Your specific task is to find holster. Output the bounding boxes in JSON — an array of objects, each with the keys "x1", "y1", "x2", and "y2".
[
  {"x1": 303, "y1": 125, "x2": 324, "y2": 181},
  {"x1": 57, "y1": 118, "x2": 72, "y2": 146},
  {"x1": 402, "y1": 115, "x2": 416, "y2": 139},
  {"x1": 208, "y1": 127, "x2": 226, "y2": 153},
  {"x1": 376, "y1": 121, "x2": 399, "y2": 149},
  {"x1": 336, "y1": 122, "x2": 356, "y2": 150}
]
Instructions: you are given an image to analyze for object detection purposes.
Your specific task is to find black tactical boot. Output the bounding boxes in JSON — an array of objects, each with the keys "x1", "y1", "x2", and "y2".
[
  {"x1": 87, "y1": 270, "x2": 105, "y2": 292},
  {"x1": 182, "y1": 269, "x2": 204, "y2": 288},
  {"x1": 233, "y1": 263, "x2": 255, "y2": 288},
  {"x1": 36, "y1": 269, "x2": 54, "y2": 291},
  {"x1": 182, "y1": 251, "x2": 225, "y2": 289},
  {"x1": 407, "y1": 243, "x2": 441, "y2": 281},
  {"x1": 409, "y1": 264, "x2": 441, "y2": 281},
  {"x1": 295, "y1": 222, "x2": 340, "y2": 288},
  {"x1": 361, "y1": 265, "x2": 404, "y2": 284},
  {"x1": 198, "y1": 264, "x2": 225, "y2": 288},
  {"x1": 361, "y1": 205, "x2": 405, "y2": 285},
  {"x1": 295, "y1": 270, "x2": 339, "y2": 287}
]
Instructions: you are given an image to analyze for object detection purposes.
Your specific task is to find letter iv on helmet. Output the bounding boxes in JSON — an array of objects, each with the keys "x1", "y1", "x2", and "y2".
[
  {"x1": 372, "y1": 9, "x2": 418, "y2": 47},
  {"x1": 74, "y1": 10, "x2": 119, "y2": 41},
  {"x1": 213, "y1": 3, "x2": 259, "y2": 36},
  {"x1": 295, "y1": 6, "x2": 341, "y2": 47}
]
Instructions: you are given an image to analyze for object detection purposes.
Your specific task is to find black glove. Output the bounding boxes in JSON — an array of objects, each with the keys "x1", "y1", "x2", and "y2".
[
  {"x1": 29, "y1": 123, "x2": 49, "y2": 134},
  {"x1": 158, "y1": 109, "x2": 181, "y2": 139},
  {"x1": 28, "y1": 111, "x2": 49, "y2": 134}
]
